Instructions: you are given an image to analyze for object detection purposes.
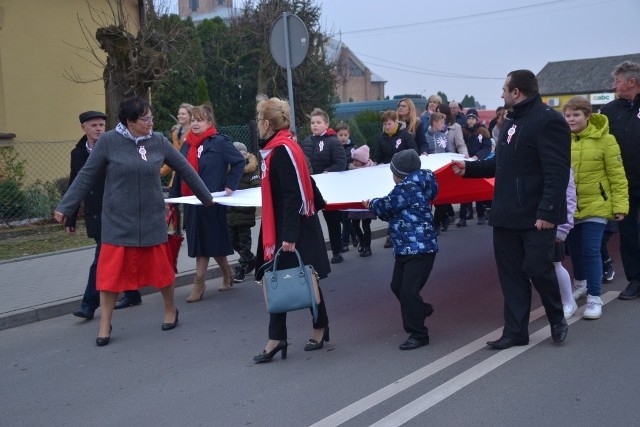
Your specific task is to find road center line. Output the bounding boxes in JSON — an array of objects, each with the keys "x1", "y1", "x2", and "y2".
[
  {"x1": 369, "y1": 291, "x2": 618, "y2": 427},
  {"x1": 311, "y1": 305, "x2": 553, "y2": 426}
]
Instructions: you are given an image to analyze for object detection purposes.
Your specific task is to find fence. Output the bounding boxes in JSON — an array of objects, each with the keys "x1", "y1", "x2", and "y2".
[{"x1": 0, "y1": 122, "x2": 382, "y2": 226}]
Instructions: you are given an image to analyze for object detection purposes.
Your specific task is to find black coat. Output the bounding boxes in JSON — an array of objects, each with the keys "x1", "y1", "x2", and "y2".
[
  {"x1": 341, "y1": 140, "x2": 355, "y2": 169},
  {"x1": 300, "y1": 130, "x2": 346, "y2": 174},
  {"x1": 65, "y1": 135, "x2": 105, "y2": 239},
  {"x1": 464, "y1": 94, "x2": 570, "y2": 229},
  {"x1": 601, "y1": 93, "x2": 640, "y2": 191},
  {"x1": 462, "y1": 124, "x2": 492, "y2": 160},
  {"x1": 171, "y1": 133, "x2": 246, "y2": 257},
  {"x1": 374, "y1": 125, "x2": 418, "y2": 164},
  {"x1": 255, "y1": 145, "x2": 331, "y2": 280}
]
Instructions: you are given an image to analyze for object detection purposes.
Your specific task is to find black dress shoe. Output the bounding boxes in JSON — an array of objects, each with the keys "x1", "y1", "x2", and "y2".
[
  {"x1": 424, "y1": 302, "x2": 434, "y2": 317},
  {"x1": 550, "y1": 319, "x2": 568, "y2": 343},
  {"x1": 73, "y1": 305, "x2": 96, "y2": 320},
  {"x1": 96, "y1": 325, "x2": 112, "y2": 347},
  {"x1": 253, "y1": 340, "x2": 288, "y2": 363},
  {"x1": 114, "y1": 293, "x2": 142, "y2": 310},
  {"x1": 487, "y1": 336, "x2": 529, "y2": 349},
  {"x1": 161, "y1": 309, "x2": 179, "y2": 331},
  {"x1": 399, "y1": 337, "x2": 429, "y2": 350},
  {"x1": 304, "y1": 326, "x2": 330, "y2": 351}
]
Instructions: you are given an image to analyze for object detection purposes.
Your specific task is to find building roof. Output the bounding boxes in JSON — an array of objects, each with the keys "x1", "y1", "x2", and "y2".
[
  {"x1": 537, "y1": 53, "x2": 640, "y2": 95},
  {"x1": 325, "y1": 37, "x2": 385, "y2": 82}
]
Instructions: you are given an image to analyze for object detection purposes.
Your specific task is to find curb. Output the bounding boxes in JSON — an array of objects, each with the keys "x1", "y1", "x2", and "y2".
[{"x1": 0, "y1": 226, "x2": 388, "y2": 331}]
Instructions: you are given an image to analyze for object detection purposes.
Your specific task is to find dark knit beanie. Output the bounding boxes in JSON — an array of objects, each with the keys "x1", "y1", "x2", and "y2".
[{"x1": 390, "y1": 149, "x2": 421, "y2": 177}]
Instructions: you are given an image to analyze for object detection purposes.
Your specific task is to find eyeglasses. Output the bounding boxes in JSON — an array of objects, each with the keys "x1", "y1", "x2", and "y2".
[
  {"x1": 397, "y1": 104, "x2": 408, "y2": 108},
  {"x1": 139, "y1": 115, "x2": 153, "y2": 124}
]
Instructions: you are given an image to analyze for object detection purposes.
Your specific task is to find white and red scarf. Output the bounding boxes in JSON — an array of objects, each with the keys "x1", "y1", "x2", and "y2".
[{"x1": 260, "y1": 129, "x2": 315, "y2": 260}]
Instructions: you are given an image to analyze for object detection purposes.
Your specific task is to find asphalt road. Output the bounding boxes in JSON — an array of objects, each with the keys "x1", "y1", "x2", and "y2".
[{"x1": 2, "y1": 223, "x2": 638, "y2": 426}]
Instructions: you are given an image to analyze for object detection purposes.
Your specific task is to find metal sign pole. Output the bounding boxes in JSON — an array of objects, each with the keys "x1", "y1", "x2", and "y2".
[{"x1": 282, "y1": 12, "x2": 296, "y2": 133}]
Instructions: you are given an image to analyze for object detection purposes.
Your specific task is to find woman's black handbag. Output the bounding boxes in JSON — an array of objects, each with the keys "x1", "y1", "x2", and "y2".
[{"x1": 261, "y1": 248, "x2": 321, "y2": 322}]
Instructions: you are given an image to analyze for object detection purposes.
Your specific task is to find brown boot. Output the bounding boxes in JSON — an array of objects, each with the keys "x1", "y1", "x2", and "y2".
[
  {"x1": 219, "y1": 264, "x2": 233, "y2": 292},
  {"x1": 186, "y1": 276, "x2": 206, "y2": 303}
]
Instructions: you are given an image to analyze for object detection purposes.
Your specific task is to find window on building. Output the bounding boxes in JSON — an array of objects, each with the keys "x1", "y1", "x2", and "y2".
[
  {"x1": 348, "y1": 58, "x2": 364, "y2": 77},
  {"x1": 190, "y1": 0, "x2": 199, "y2": 12}
]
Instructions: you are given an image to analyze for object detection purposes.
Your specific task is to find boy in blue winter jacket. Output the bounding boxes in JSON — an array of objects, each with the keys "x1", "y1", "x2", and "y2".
[{"x1": 364, "y1": 149, "x2": 439, "y2": 350}]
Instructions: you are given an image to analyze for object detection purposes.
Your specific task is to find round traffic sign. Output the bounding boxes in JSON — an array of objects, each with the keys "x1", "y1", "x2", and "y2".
[{"x1": 269, "y1": 13, "x2": 309, "y2": 68}]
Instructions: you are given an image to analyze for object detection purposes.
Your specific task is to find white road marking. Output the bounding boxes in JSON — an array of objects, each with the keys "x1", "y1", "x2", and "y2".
[{"x1": 311, "y1": 291, "x2": 618, "y2": 427}]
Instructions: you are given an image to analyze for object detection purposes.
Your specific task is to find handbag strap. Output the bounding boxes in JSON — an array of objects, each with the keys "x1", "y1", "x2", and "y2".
[{"x1": 271, "y1": 247, "x2": 305, "y2": 272}]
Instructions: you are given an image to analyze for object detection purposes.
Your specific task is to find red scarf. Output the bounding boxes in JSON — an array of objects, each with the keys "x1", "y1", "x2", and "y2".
[
  {"x1": 260, "y1": 129, "x2": 315, "y2": 261},
  {"x1": 181, "y1": 126, "x2": 217, "y2": 196}
]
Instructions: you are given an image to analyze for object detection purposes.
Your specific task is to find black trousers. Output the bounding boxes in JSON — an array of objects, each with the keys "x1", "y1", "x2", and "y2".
[
  {"x1": 268, "y1": 286, "x2": 328, "y2": 340},
  {"x1": 390, "y1": 253, "x2": 436, "y2": 341},
  {"x1": 618, "y1": 191, "x2": 640, "y2": 282},
  {"x1": 459, "y1": 202, "x2": 486, "y2": 219},
  {"x1": 323, "y1": 210, "x2": 343, "y2": 255},
  {"x1": 493, "y1": 227, "x2": 564, "y2": 340},
  {"x1": 351, "y1": 219, "x2": 372, "y2": 246}
]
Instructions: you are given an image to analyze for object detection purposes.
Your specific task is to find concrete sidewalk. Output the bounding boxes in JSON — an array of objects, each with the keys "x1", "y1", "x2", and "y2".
[{"x1": 0, "y1": 217, "x2": 389, "y2": 331}]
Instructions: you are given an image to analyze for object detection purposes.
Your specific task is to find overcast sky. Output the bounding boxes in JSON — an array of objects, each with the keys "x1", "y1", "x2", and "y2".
[{"x1": 167, "y1": 0, "x2": 639, "y2": 109}]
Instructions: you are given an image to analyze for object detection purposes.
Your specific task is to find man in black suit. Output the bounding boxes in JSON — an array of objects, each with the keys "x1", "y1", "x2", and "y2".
[{"x1": 452, "y1": 70, "x2": 570, "y2": 349}]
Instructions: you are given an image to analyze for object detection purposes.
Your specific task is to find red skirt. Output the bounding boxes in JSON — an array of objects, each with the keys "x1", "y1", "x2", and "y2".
[{"x1": 96, "y1": 243, "x2": 176, "y2": 292}]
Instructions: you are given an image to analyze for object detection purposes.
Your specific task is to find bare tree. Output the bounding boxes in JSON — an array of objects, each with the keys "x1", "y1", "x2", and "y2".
[{"x1": 65, "y1": 0, "x2": 188, "y2": 127}]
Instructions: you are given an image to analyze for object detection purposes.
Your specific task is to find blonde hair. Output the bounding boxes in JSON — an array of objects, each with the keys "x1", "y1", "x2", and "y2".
[
  {"x1": 427, "y1": 94, "x2": 443, "y2": 105},
  {"x1": 256, "y1": 96, "x2": 291, "y2": 131},
  {"x1": 397, "y1": 98, "x2": 419, "y2": 135},
  {"x1": 178, "y1": 103, "x2": 194, "y2": 116}
]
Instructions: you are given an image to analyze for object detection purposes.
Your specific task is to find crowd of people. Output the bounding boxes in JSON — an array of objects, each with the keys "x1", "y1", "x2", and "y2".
[{"x1": 54, "y1": 60, "x2": 640, "y2": 360}]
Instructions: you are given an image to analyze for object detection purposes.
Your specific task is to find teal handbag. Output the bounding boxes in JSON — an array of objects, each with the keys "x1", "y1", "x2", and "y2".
[{"x1": 261, "y1": 248, "x2": 321, "y2": 322}]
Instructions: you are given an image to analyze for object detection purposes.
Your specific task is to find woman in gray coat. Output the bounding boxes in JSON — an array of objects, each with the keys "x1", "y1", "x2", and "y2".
[{"x1": 54, "y1": 98, "x2": 213, "y2": 346}]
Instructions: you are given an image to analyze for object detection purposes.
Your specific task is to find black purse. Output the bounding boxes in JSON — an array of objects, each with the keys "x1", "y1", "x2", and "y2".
[{"x1": 261, "y1": 248, "x2": 321, "y2": 322}]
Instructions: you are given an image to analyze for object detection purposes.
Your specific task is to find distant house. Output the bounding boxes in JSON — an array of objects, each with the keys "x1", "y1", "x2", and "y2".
[
  {"x1": 177, "y1": 0, "x2": 235, "y2": 24},
  {"x1": 537, "y1": 53, "x2": 640, "y2": 110},
  {"x1": 177, "y1": 2, "x2": 386, "y2": 104},
  {"x1": 326, "y1": 38, "x2": 386, "y2": 102}
]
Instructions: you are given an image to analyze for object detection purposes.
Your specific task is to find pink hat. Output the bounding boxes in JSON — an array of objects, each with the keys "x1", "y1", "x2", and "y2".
[{"x1": 351, "y1": 145, "x2": 370, "y2": 164}]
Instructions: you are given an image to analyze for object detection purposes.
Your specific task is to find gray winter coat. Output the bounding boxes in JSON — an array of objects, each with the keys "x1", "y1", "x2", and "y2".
[{"x1": 56, "y1": 129, "x2": 212, "y2": 247}]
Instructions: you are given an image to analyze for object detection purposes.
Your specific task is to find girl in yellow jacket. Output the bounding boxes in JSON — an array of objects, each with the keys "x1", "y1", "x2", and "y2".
[{"x1": 562, "y1": 96, "x2": 628, "y2": 320}]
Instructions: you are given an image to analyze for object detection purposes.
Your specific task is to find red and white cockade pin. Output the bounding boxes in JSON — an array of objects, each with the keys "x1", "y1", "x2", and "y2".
[
  {"x1": 138, "y1": 145, "x2": 147, "y2": 161},
  {"x1": 507, "y1": 125, "x2": 517, "y2": 144},
  {"x1": 197, "y1": 145, "x2": 204, "y2": 158}
]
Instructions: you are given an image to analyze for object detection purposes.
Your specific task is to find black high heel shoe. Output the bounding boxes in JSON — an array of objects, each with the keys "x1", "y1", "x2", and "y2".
[
  {"x1": 161, "y1": 308, "x2": 179, "y2": 331},
  {"x1": 304, "y1": 326, "x2": 330, "y2": 351},
  {"x1": 96, "y1": 325, "x2": 112, "y2": 347},
  {"x1": 253, "y1": 340, "x2": 288, "y2": 363}
]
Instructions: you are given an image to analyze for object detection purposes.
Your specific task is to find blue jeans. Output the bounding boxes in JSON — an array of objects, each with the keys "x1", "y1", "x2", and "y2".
[{"x1": 567, "y1": 221, "x2": 606, "y2": 297}]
